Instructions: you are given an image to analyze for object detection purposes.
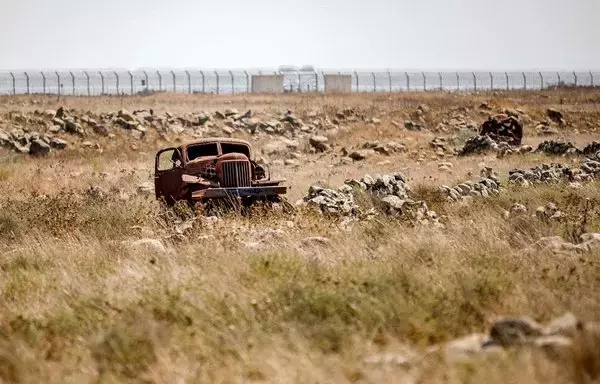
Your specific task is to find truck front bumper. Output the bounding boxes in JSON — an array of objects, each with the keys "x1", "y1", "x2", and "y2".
[{"x1": 191, "y1": 186, "x2": 287, "y2": 200}]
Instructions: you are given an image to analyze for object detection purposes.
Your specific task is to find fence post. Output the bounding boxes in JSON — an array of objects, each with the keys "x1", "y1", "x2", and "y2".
[
  {"x1": 9, "y1": 72, "x2": 15, "y2": 95},
  {"x1": 405, "y1": 72, "x2": 410, "y2": 91},
  {"x1": 69, "y1": 71, "x2": 75, "y2": 95},
  {"x1": 539, "y1": 72, "x2": 544, "y2": 90},
  {"x1": 99, "y1": 72, "x2": 104, "y2": 95},
  {"x1": 556, "y1": 72, "x2": 561, "y2": 86},
  {"x1": 354, "y1": 71, "x2": 359, "y2": 92},
  {"x1": 84, "y1": 71, "x2": 90, "y2": 96},
  {"x1": 489, "y1": 72, "x2": 493, "y2": 90},
  {"x1": 523, "y1": 72, "x2": 527, "y2": 90},
  {"x1": 386, "y1": 71, "x2": 391, "y2": 92},
  {"x1": 114, "y1": 71, "x2": 120, "y2": 95},
  {"x1": 199, "y1": 71, "x2": 205, "y2": 93},
  {"x1": 229, "y1": 70, "x2": 235, "y2": 94},
  {"x1": 438, "y1": 72, "x2": 443, "y2": 90},
  {"x1": 315, "y1": 71, "x2": 319, "y2": 92},
  {"x1": 56, "y1": 72, "x2": 61, "y2": 97},
  {"x1": 456, "y1": 72, "x2": 460, "y2": 91},
  {"x1": 245, "y1": 70, "x2": 250, "y2": 93},
  {"x1": 157, "y1": 71, "x2": 162, "y2": 92},
  {"x1": 591, "y1": 71, "x2": 595, "y2": 87},
  {"x1": 472, "y1": 72, "x2": 477, "y2": 92},
  {"x1": 171, "y1": 70, "x2": 176, "y2": 92},
  {"x1": 185, "y1": 70, "x2": 191, "y2": 94},
  {"x1": 372, "y1": 72, "x2": 376, "y2": 92},
  {"x1": 143, "y1": 71, "x2": 149, "y2": 91},
  {"x1": 41, "y1": 72, "x2": 46, "y2": 95},
  {"x1": 422, "y1": 72, "x2": 426, "y2": 91},
  {"x1": 24, "y1": 72, "x2": 30, "y2": 94},
  {"x1": 505, "y1": 72, "x2": 509, "y2": 90},
  {"x1": 215, "y1": 71, "x2": 220, "y2": 95},
  {"x1": 573, "y1": 71, "x2": 577, "y2": 87},
  {"x1": 128, "y1": 71, "x2": 134, "y2": 95}
]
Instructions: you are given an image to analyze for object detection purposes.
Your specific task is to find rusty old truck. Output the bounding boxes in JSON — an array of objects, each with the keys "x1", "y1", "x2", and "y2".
[{"x1": 154, "y1": 138, "x2": 288, "y2": 208}]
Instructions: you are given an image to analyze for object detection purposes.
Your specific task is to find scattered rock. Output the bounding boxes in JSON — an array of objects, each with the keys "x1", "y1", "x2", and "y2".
[
  {"x1": 536, "y1": 140, "x2": 580, "y2": 156},
  {"x1": 118, "y1": 109, "x2": 137, "y2": 122},
  {"x1": 444, "y1": 333, "x2": 489, "y2": 361},
  {"x1": 309, "y1": 135, "x2": 330, "y2": 152},
  {"x1": 300, "y1": 172, "x2": 437, "y2": 226},
  {"x1": 301, "y1": 237, "x2": 331, "y2": 246},
  {"x1": 441, "y1": 174, "x2": 500, "y2": 202},
  {"x1": 93, "y1": 124, "x2": 109, "y2": 137},
  {"x1": 49, "y1": 138, "x2": 68, "y2": 149},
  {"x1": 509, "y1": 163, "x2": 575, "y2": 185},
  {"x1": 489, "y1": 316, "x2": 544, "y2": 346},
  {"x1": 404, "y1": 120, "x2": 424, "y2": 131},
  {"x1": 349, "y1": 150, "x2": 369, "y2": 161},
  {"x1": 458, "y1": 135, "x2": 498, "y2": 156},
  {"x1": 510, "y1": 203, "x2": 527, "y2": 216},
  {"x1": 122, "y1": 238, "x2": 168, "y2": 254},
  {"x1": 547, "y1": 108, "x2": 565, "y2": 125},
  {"x1": 582, "y1": 141, "x2": 600, "y2": 156},
  {"x1": 29, "y1": 139, "x2": 51, "y2": 156},
  {"x1": 55, "y1": 106, "x2": 70, "y2": 119},
  {"x1": 533, "y1": 236, "x2": 587, "y2": 254},
  {"x1": 544, "y1": 312, "x2": 582, "y2": 337},
  {"x1": 64, "y1": 119, "x2": 83, "y2": 135}
]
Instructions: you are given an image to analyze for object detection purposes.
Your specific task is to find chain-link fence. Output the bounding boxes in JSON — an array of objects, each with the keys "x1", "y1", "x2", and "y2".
[{"x1": 0, "y1": 69, "x2": 597, "y2": 96}]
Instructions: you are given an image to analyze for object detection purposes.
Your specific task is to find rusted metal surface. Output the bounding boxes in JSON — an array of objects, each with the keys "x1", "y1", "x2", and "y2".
[
  {"x1": 479, "y1": 116, "x2": 523, "y2": 146},
  {"x1": 191, "y1": 186, "x2": 288, "y2": 200},
  {"x1": 154, "y1": 137, "x2": 287, "y2": 206}
]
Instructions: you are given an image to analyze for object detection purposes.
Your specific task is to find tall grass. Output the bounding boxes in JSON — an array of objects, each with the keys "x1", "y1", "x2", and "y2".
[{"x1": 0, "y1": 90, "x2": 599, "y2": 382}]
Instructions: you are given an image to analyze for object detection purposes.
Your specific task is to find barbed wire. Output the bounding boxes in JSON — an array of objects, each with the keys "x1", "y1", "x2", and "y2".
[{"x1": 0, "y1": 69, "x2": 596, "y2": 95}]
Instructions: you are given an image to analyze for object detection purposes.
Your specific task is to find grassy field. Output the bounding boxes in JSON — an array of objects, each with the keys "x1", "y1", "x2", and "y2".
[{"x1": 0, "y1": 89, "x2": 599, "y2": 383}]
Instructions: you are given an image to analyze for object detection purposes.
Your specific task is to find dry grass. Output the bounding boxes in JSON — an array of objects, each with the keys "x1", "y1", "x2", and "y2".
[{"x1": 0, "y1": 90, "x2": 599, "y2": 383}]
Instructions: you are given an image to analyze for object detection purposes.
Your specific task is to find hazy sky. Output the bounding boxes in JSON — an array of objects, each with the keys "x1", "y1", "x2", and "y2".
[{"x1": 1, "y1": 0, "x2": 599, "y2": 71}]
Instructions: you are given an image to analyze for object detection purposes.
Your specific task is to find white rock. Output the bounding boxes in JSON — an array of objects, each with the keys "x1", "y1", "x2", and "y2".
[{"x1": 122, "y1": 238, "x2": 167, "y2": 254}]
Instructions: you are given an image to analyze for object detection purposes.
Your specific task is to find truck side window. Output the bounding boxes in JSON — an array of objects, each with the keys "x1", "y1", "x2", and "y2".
[{"x1": 157, "y1": 149, "x2": 177, "y2": 171}]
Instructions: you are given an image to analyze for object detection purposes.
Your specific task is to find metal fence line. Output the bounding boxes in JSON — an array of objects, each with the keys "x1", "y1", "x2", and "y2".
[{"x1": 0, "y1": 69, "x2": 598, "y2": 96}]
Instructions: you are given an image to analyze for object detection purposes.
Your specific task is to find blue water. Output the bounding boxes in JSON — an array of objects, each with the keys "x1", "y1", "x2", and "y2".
[{"x1": 0, "y1": 70, "x2": 597, "y2": 96}]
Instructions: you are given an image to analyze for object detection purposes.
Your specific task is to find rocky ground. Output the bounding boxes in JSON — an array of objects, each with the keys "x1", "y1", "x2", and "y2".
[{"x1": 0, "y1": 89, "x2": 599, "y2": 383}]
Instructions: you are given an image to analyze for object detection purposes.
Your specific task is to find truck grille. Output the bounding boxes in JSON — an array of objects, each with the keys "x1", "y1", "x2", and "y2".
[{"x1": 221, "y1": 161, "x2": 251, "y2": 188}]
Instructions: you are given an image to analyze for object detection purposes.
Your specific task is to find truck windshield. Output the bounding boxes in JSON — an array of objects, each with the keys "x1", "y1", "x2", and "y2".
[
  {"x1": 221, "y1": 143, "x2": 251, "y2": 157},
  {"x1": 187, "y1": 143, "x2": 219, "y2": 161}
]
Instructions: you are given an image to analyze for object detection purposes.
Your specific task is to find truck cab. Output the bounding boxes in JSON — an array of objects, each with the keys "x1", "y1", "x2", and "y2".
[{"x1": 154, "y1": 138, "x2": 287, "y2": 206}]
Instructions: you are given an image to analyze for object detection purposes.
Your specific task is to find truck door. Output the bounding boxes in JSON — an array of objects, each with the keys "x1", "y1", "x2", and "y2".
[{"x1": 155, "y1": 148, "x2": 184, "y2": 205}]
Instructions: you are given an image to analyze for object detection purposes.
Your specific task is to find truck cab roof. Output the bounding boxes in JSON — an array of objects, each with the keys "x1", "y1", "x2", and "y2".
[{"x1": 177, "y1": 138, "x2": 254, "y2": 161}]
